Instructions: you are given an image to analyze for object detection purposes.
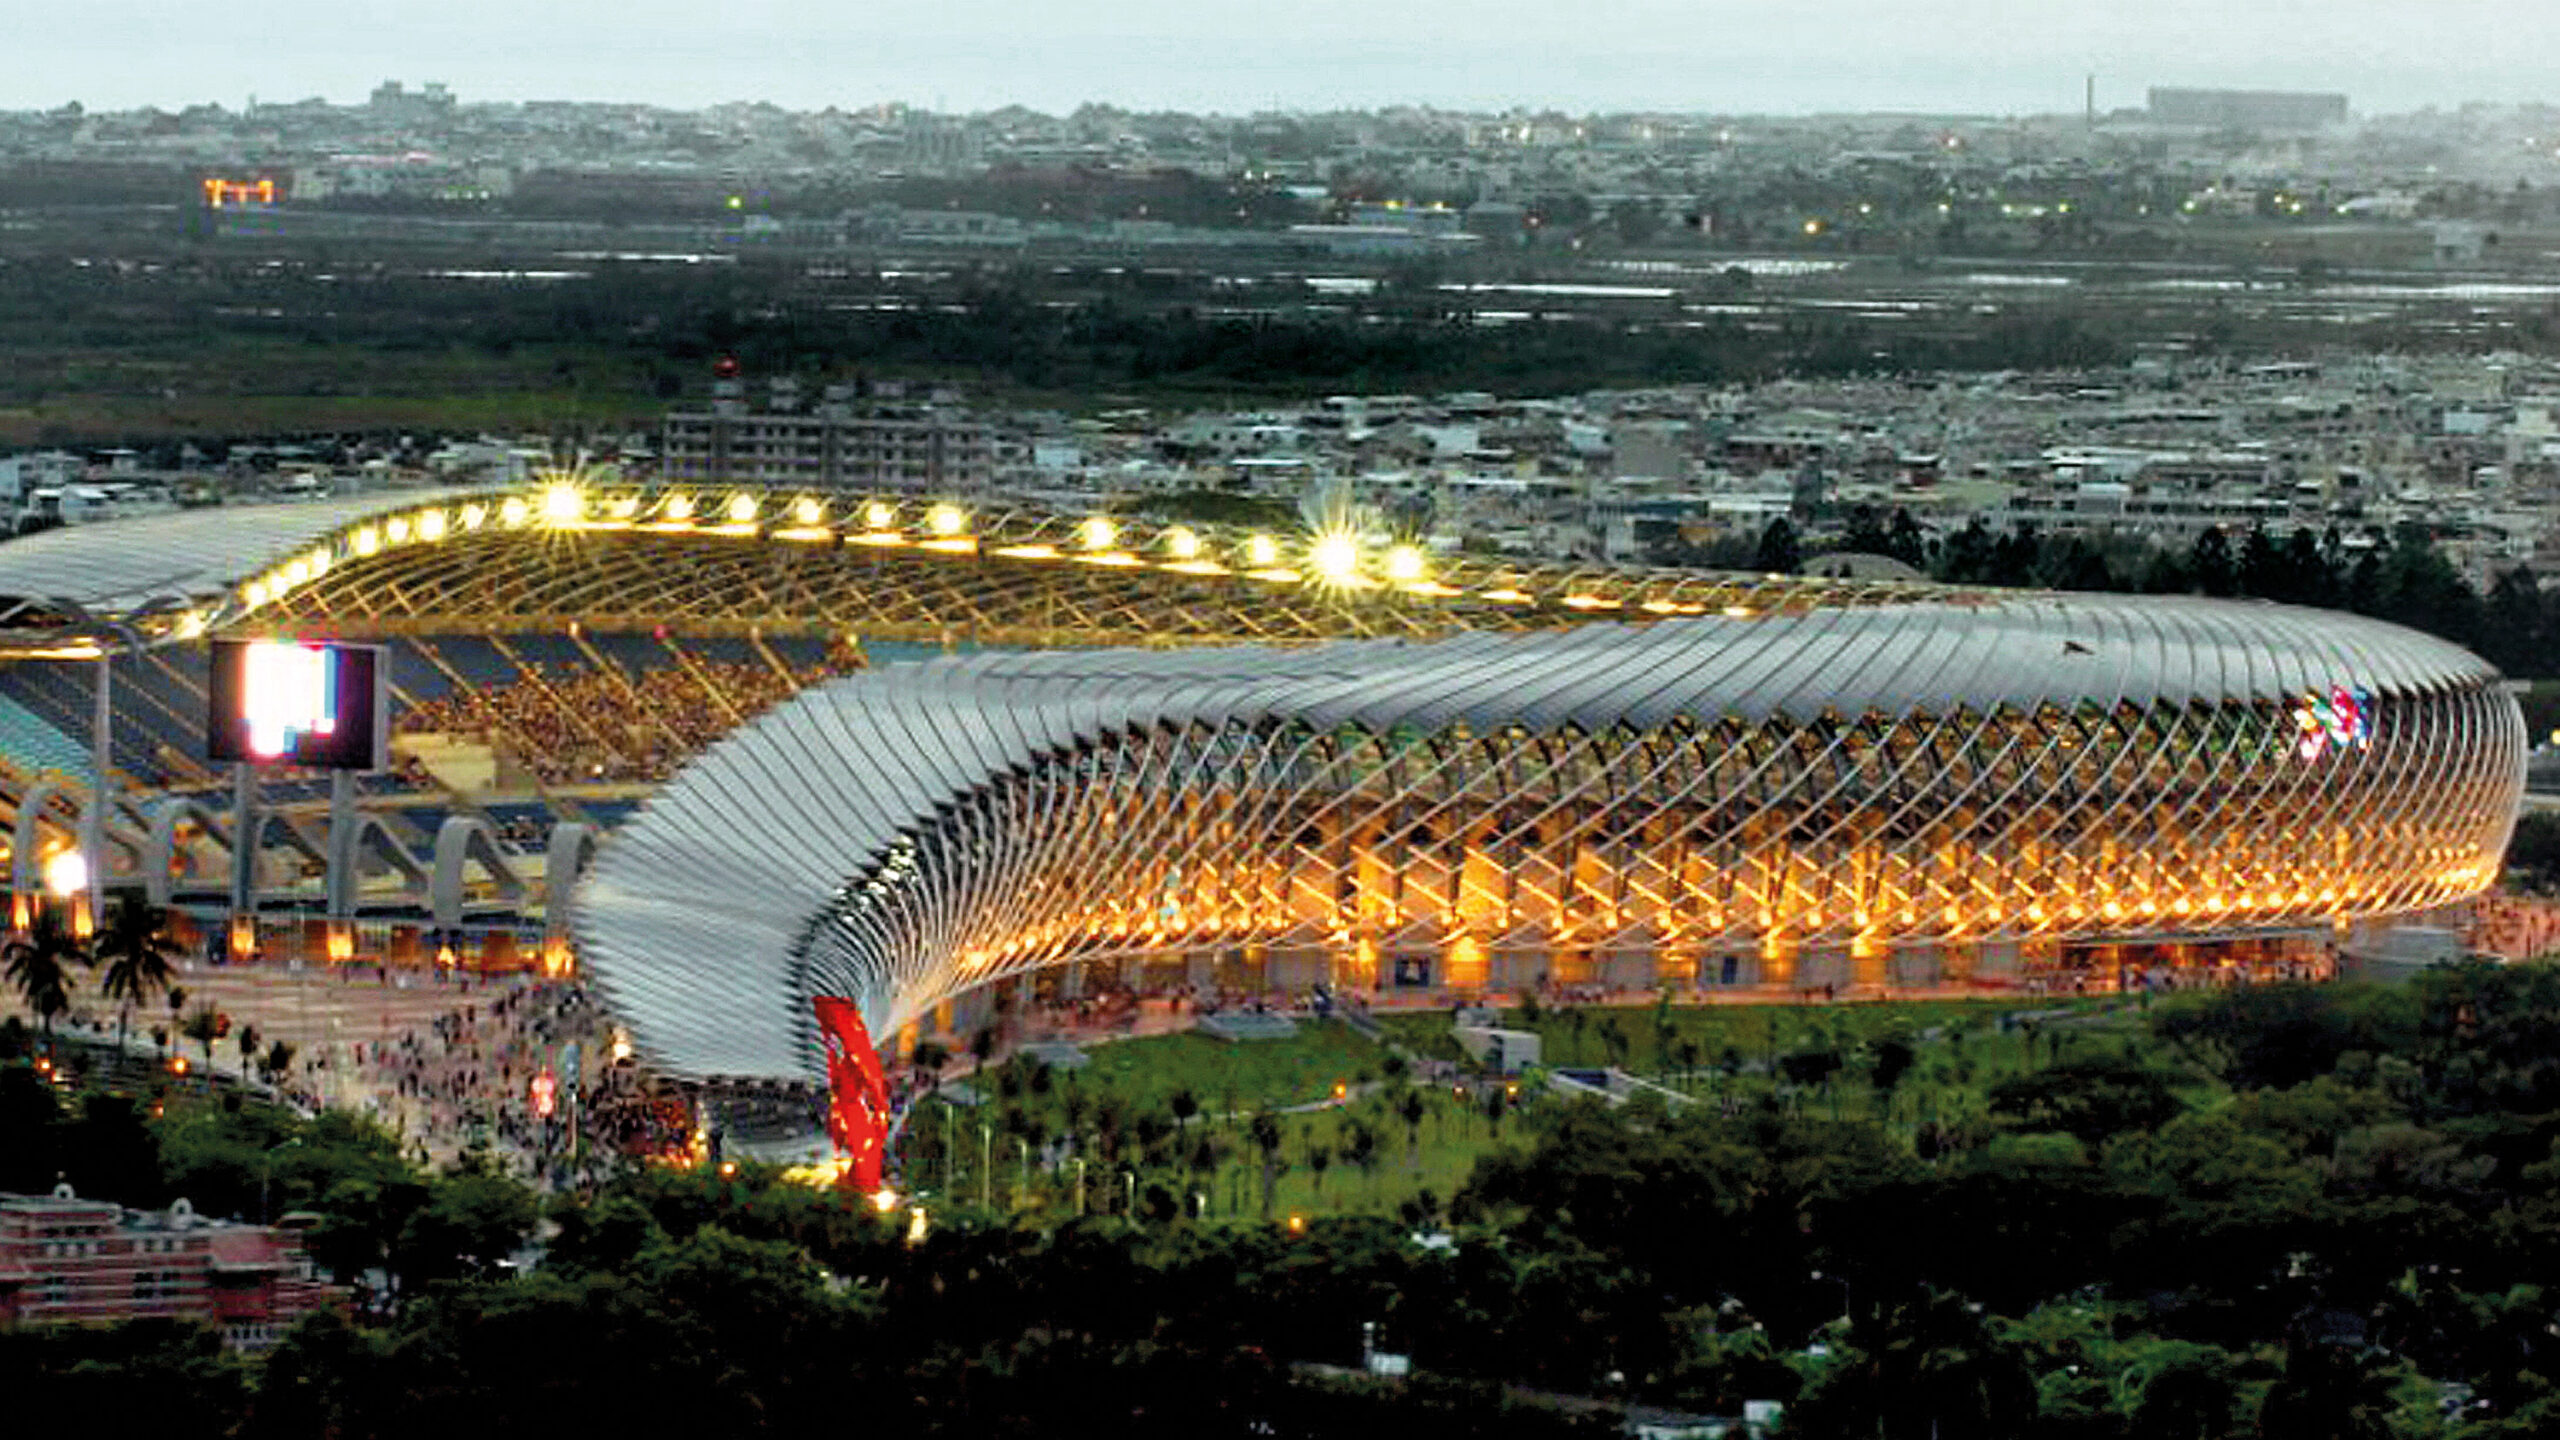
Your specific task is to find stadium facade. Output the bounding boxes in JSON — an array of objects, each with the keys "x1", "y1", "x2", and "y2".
[
  {"x1": 574, "y1": 593, "x2": 2524, "y2": 1085},
  {"x1": 0, "y1": 480, "x2": 2522, "y2": 1093}
]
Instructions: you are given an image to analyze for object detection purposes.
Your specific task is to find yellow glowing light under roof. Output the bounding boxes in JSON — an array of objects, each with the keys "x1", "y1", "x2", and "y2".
[
  {"x1": 499, "y1": 497, "x2": 530, "y2": 526},
  {"x1": 385, "y1": 517, "x2": 410, "y2": 544},
  {"x1": 927, "y1": 503, "x2": 966, "y2": 536},
  {"x1": 727, "y1": 494, "x2": 758, "y2": 524},
  {"x1": 417, "y1": 509, "x2": 447, "y2": 541},
  {"x1": 664, "y1": 494, "x2": 694, "y2": 521},
  {"x1": 1309, "y1": 533, "x2": 1361, "y2": 582},
  {"x1": 864, "y1": 501, "x2": 895, "y2": 529},
  {"x1": 42, "y1": 849, "x2": 87, "y2": 899},
  {"x1": 541, "y1": 482, "x2": 582, "y2": 524},
  {"x1": 1243, "y1": 533, "x2": 1280, "y2": 568},
  {"x1": 1162, "y1": 526, "x2": 1201, "y2": 560},
  {"x1": 1382, "y1": 544, "x2": 1427, "y2": 583},
  {"x1": 794, "y1": 496, "x2": 823, "y2": 525},
  {"x1": 1078, "y1": 516, "x2": 1118, "y2": 550},
  {"x1": 351, "y1": 527, "x2": 380, "y2": 557},
  {"x1": 460, "y1": 503, "x2": 488, "y2": 529}
]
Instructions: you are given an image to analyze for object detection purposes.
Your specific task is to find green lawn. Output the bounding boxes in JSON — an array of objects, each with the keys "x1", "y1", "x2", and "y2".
[{"x1": 902, "y1": 997, "x2": 2179, "y2": 1221}]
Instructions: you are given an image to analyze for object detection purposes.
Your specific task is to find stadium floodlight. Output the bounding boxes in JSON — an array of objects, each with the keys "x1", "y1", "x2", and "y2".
[
  {"x1": 1243, "y1": 533, "x2": 1281, "y2": 568},
  {"x1": 864, "y1": 501, "x2": 895, "y2": 530},
  {"x1": 728, "y1": 494, "x2": 759, "y2": 524},
  {"x1": 1309, "y1": 532, "x2": 1362, "y2": 584},
  {"x1": 927, "y1": 504, "x2": 967, "y2": 537},
  {"x1": 542, "y1": 482, "x2": 583, "y2": 525},
  {"x1": 351, "y1": 526, "x2": 380, "y2": 558},
  {"x1": 417, "y1": 509, "x2": 447, "y2": 542},
  {"x1": 460, "y1": 503, "x2": 488, "y2": 530},
  {"x1": 664, "y1": 493, "x2": 694, "y2": 522},
  {"x1": 1383, "y1": 544, "x2": 1428, "y2": 584},
  {"x1": 1078, "y1": 517, "x2": 1117, "y2": 551},
  {"x1": 499, "y1": 497, "x2": 530, "y2": 526},
  {"x1": 1163, "y1": 526, "x2": 1201, "y2": 561},
  {"x1": 795, "y1": 497, "x2": 823, "y2": 526},
  {"x1": 385, "y1": 517, "x2": 411, "y2": 544}
]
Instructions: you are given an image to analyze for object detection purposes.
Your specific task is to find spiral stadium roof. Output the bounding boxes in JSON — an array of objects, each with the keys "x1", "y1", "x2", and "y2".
[{"x1": 572, "y1": 594, "x2": 2526, "y2": 1084}]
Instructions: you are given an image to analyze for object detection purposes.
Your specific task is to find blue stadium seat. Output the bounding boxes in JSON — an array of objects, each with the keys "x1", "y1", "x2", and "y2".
[{"x1": 0, "y1": 690, "x2": 96, "y2": 782}]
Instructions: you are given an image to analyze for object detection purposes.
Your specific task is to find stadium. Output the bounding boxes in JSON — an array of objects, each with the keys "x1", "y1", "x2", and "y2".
[{"x1": 0, "y1": 478, "x2": 2526, "y2": 1102}]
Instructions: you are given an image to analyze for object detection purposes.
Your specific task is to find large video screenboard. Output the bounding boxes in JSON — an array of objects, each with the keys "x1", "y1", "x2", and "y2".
[{"x1": 205, "y1": 638, "x2": 390, "y2": 771}]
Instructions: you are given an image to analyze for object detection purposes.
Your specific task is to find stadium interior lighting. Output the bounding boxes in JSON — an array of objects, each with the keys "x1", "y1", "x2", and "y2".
[
  {"x1": 499, "y1": 497, "x2": 530, "y2": 526},
  {"x1": 416, "y1": 509, "x2": 447, "y2": 542},
  {"x1": 351, "y1": 527, "x2": 380, "y2": 558},
  {"x1": 241, "y1": 580, "x2": 268, "y2": 607},
  {"x1": 541, "y1": 482, "x2": 583, "y2": 525},
  {"x1": 459, "y1": 503, "x2": 488, "y2": 530},
  {"x1": 864, "y1": 501, "x2": 896, "y2": 530},
  {"x1": 664, "y1": 494, "x2": 695, "y2": 522},
  {"x1": 927, "y1": 503, "x2": 967, "y2": 537},
  {"x1": 1243, "y1": 533, "x2": 1281, "y2": 568},
  {"x1": 794, "y1": 497, "x2": 823, "y2": 526},
  {"x1": 41, "y1": 849, "x2": 86, "y2": 899},
  {"x1": 1078, "y1": 516, "x2": 1117, "y2": 551},
  {"x1": 609, "y1": 496, "x2": 639, "y2": 519},
  {"x1": 1308, "y1": 532, "x2": 1363, "y2": 584},
  {"x1": 1163, "y1": 526, "x2": 1201, "y2": 561},
  {"x1": 728, "y1": 494, "x2": 759, "y2": 524},
  {"x1": 385, "y1": 517, "x2": 411, "y2": 544},
  {"x1": 1383, "y1": 544, "x2": 1428, "y2": 584}
]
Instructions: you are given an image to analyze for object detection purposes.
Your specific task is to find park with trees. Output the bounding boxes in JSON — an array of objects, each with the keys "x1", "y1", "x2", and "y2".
[{"x1": 13, "y1": 955, "x2": 2560, "y2": 1436}]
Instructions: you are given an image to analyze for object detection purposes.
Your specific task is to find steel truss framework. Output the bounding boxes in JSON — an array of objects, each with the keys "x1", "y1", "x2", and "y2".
[
  {"x1": 256, "y1": 488, "x2": 1958, "y2": 647},
  {"x1": 572, "y1": 595, "x2": 2527, "y2": 1084}
]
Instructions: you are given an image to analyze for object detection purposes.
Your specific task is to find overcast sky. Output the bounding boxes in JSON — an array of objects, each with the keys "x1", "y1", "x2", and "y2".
[{"x1": 5, "y1": 0, "x2": 2551, "y2": 116}]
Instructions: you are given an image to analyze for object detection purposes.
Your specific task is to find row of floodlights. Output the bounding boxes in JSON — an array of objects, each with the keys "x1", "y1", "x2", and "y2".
[
  {"x1": 529, "y1": 482, "x2": 1451, "y2": 590},
  {"x1": 224, "y1": 482, "x2": 1786, "y2": 620}
]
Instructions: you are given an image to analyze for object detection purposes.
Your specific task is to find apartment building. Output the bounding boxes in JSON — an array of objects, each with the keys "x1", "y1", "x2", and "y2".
[{"x1": 661, "y1": 380, "x2": 998, "y2": 493}]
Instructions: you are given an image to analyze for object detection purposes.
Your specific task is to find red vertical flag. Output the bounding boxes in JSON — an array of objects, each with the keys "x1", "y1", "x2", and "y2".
[{"x1": 813, "y1": 997, "x2": 893, "y2": 1192}]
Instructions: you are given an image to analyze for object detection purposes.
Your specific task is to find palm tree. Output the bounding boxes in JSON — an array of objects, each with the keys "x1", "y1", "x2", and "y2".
[
  {"x1": 94, "y1": 894, "x2": 180, "y2": 1058},
  {"x1": 4, "y1": 906, "x2": 90, "y2": 1058},
  {"x1": 181, "y1": 1004, "x2": 222, "y2": 1079}
]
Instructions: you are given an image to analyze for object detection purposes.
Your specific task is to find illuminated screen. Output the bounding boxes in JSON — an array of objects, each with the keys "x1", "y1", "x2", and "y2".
[
  {"x1": 206, "y1": 639, "x2": 388, "y2": 770},
  {"x1": 2293, "y1": 684, "x2": 2376, "y2": 763}
]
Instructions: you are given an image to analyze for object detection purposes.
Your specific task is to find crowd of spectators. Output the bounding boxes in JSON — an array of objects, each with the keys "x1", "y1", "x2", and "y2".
[
  {"x1": 2470, "y1": 893, "x2": 2560, "y2": 959},
  {"x1": 398, "y1": 648, "x2": 853, "y2": 785},
  {"x1": 354, "y1": 980, "x2": 686, "y2": 1176}
]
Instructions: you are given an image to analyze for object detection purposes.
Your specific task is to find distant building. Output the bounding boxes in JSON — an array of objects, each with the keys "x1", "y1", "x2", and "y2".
[
  {"x1": 2147, "y1": 88, "x2": 2348, "y2": 131},
  {"x1": 662, "y1": 381, "x2": 997, "y2": 493},
  {"x1": 0, "y1": 1187, "x2": 341, "y2": 1351}
]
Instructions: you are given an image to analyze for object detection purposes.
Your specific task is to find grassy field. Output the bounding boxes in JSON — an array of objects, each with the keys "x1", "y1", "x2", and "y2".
[
  {"x1": 898, "y1": 995, "x2": 2178, "y2": 1221},
  {"x1": 1375, "y1": 995, "x2": 2117, "y2": 1073},
  {"x1": 1044, "y1": 1022, "x2": 1390, "y2": 1117}
]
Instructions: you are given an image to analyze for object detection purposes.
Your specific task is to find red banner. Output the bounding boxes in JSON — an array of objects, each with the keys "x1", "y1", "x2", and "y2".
[{"x1": 814, "y1": 997, "x2": 892, "y2": 1192}]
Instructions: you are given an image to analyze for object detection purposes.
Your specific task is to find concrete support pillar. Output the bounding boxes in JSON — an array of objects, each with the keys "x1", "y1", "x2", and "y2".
[{"x1": 1760, "y1": 934, "x2": 1797, "y2": 992}]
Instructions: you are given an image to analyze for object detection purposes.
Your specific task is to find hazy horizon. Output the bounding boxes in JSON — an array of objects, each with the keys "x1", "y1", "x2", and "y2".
[{"x1": 3, "y1": 0, "x2": 2552, "y2": 119}]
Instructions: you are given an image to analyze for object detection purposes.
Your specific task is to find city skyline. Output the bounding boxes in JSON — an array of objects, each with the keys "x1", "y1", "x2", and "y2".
[{"x1": 4, "y1": 0, "x2": 2553, "y2": 117}]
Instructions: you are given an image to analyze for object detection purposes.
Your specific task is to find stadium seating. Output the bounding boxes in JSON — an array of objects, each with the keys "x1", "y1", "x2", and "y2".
[{"x1": 0, "y1": 689, "x2": 97, "y2": 782}]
